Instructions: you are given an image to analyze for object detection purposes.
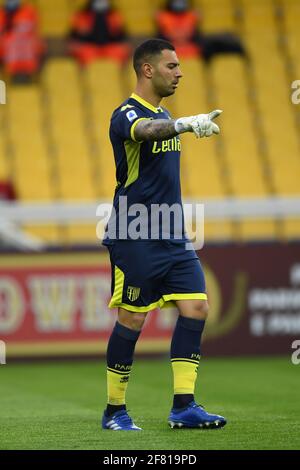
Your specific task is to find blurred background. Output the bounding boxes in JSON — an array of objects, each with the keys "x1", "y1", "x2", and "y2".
[{"x1": 0, "y1": 0, "x2": 300, "y2": 360}]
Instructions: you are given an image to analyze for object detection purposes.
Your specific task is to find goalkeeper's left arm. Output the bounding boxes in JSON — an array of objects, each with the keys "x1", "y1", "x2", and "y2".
[{"x1": 133, "y1": 109, "x2": 222, "y2": 142}]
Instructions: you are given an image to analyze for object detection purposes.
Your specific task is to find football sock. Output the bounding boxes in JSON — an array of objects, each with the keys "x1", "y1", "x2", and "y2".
[
  {"x1": 170, "y1": 316, "x2": 205, "y2": 409},
  {"x1": 106, "y1": 321, "x2": 141, "y2": 414},
  {"x1": 105, "y1": 404, "x2": 126, "y2": 417}
]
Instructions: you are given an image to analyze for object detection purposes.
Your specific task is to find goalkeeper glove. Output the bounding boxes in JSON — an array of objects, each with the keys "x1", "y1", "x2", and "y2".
[{"x1": 174, "y1": 109, "x2": 222, "y2": 138}]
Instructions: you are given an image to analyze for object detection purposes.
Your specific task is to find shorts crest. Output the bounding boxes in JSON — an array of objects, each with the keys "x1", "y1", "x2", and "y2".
[{"x1": 127, "y1": 286, "x2": 141, "y2": 301}]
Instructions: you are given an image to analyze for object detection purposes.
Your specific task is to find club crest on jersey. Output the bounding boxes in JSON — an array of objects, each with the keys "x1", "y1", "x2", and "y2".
[
  {"x1": 127, "y1": 286, "x2": 140, "y2": 301},
  {"x1": 126, "y1": 110, "x2": 138, "y2": 122}
]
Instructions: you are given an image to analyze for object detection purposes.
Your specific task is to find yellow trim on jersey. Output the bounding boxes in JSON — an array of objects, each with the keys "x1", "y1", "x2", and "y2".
[
  {"x1": 163, "y1": 293, "x2": 207, "y2": 302},
  {"x1": 109, "y1": 265, "x2": 125, "y2": 308},
  {"x1": 121, "y1": 104, "x2": 134, "y2": 111},
  {"x1": 131, "y1": 92, "x2": 162, "y2": 114},
  {"x1": 130, "y1": 117, "x2": 149, "y2": 142},
  {"x1": 124, "y1": 139, "x2": 141, "y2": 187}
]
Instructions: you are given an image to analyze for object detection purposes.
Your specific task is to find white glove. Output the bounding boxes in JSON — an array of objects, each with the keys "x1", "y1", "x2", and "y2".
[{"x1": 175, "y1": 110, "x2": 222, "y2": 138}]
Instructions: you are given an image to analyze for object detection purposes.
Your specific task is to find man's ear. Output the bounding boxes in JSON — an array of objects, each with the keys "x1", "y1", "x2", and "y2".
[{"x1": 142, "y1": 63, "x2": 153, "y2": 79}]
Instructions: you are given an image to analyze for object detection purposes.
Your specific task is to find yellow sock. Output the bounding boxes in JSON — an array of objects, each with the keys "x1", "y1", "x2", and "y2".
[
  {"x1": 171, "y1": 358, "x2": 200, "y2": 395},
  {"x1": 107, "y1": 366, "x2": 131, "y2": 405}
]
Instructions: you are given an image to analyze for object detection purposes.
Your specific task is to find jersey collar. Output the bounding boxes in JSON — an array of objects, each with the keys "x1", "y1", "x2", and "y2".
[{"x1": 130, "y1": 93, "x2": 162, "y2": 114}]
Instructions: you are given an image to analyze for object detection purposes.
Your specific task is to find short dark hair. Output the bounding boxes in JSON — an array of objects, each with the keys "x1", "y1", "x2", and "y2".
[{"x1": 133, "y1": 39, "x2": 175, "y2": 76}]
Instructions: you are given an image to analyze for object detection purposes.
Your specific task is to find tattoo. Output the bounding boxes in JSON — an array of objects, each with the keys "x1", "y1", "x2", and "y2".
[{"x1": 134, "y1": 119, "x2": 178, "y2": 142}]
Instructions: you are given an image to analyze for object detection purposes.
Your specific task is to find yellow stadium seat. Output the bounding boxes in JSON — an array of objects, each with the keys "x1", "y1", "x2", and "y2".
[
  {"x1": 281, "y1": 0, "x2": 300, "y2": 34},
  {"x1": 182, "y1": 135, "x2": 225, "y2": 197},
  {"x1": 198, "y1": 0, "x2": 236, "y2": 32},
  {"x1": 85, "y1": 60, "x2": 124, "y2": 198},
  {"x1": 1, "y1": 0, "x2": 299, "y2": 243},
  {"x1": 6, "y1": 85, "x2": 54, "y2": 201},
  {"x1": 285, "y1": 33, "x2": 300, "y2": 63},
  {"x1": 241, "y1": 0, "x2": 276, "y2": 33},
  {"x1": 43, "y1": 59, "x2": 96, "y2": 200},
  {"x1": 65, "y1": 224, "x2": 98, "y2": 244},
  {"x1": 0, "y1": 90, "x2": 10, "y2": 181},
  {"x1": 211, "y1": 56, "x2": 268, "y2": 197},
  {"x1": 204, "y1": 219, "x2": 235, "y2": 242},
  {"x1": 282, "y1": 218, "x2": 300, "y2": 240},
  {"x1": 37, "y1": 0, "x2": 71, "y2": 36},
  {"x1": 172, "y1": 58, "x2": 226, "y2": 198},
  {"x1": 56, "y1": 159, "x2": 95, "y2": 200},
  {"x1": 243, "y1": 31, "x2": 300, "y2": 197},
  {"x1": 238, "y1": 219, "x2": 278, "y2": 241},
  {"x1": 117, "y1": 0, "x2": 160, "y2": 36},
  {"x1": 23, "y1": 224, "x2": 61, "y2": 244},
  {"x1": 0, "y1": 130, "x2": 8, "y2": 182}
]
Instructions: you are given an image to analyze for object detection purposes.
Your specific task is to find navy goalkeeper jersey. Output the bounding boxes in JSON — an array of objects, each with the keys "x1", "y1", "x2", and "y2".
[{"x1": 103, "y1": 92, "x2": 187, "y2": 244}]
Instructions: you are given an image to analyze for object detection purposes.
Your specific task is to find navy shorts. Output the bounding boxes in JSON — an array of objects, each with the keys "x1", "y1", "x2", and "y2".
[{"x1": 107, "y1": 240, "x2": 207, "y2": 312}]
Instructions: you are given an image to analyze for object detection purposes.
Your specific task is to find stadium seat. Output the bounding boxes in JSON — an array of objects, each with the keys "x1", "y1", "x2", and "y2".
[
  {"x1": 196, "y1": 0, "x2": 236, "y2": 32},
  {"x1": 37, "y1": 0, "x2": 71, "y2": 36},
  {"x1": 65, "y1": 224, "x2": 98, "y2": 244},
  {"x1": 85, "y1": 60, "x2": 125, "y2": 198},
  {"x1": 173, "y1": 58, "x2": 226, "y2": 198},
  {"x1": 6, "y1": 85, "x2": 54, "y2": 201},
  {"x1": 281, "y1": 0, "x2": 300, "y2": 36},
  {"x1": 282, "y1": 218, "x2": 300, "y2": 240},
  {"x1": 203, "y1": 219, "x2": 235, "y2": 242},
  {"x1": 211, "y1": 56, "x2": 269, "y2": 197},
  {"x1": 23, "y1": 224, "x2": 61, "y2": 244},
  {"x1": 1, "y1": 0, "x2": 299, "y2": 244},
  {"x1": 0, "y1": 121, "x2": 9, "y2": 183},
  {"x1": 244, "y1": 28, "x2": 300, "y2": 197},
  {"x1": 117, "y1": 0, "x2": 160, "y2": 36},
  {"x1": 43, "y1": 59, "x2": 96, "y2": 200},
  {"x1": 238, "y1": 219, "x2": 278, "y2": 241},
  {"x1": 241, "y1": 0, "x2": 276, "y2": 33}
]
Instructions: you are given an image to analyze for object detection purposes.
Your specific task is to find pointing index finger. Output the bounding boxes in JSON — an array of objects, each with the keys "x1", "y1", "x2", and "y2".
[{"x1": 208, "y1": 109, "x2": 223, "y2": 120}]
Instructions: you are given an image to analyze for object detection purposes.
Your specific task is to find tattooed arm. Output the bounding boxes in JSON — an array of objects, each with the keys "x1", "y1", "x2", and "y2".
[
  {"x1": 133, "y1": 110, "x2": 222, "y2": 141},
  {"x1": 133, "y1": 119, "x2": 179, "y2": 142}
]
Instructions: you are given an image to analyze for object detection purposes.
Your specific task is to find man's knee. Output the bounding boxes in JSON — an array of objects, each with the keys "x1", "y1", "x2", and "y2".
[
  {"x1": 199, "y1": 300, "x2": 209, "y2": 319},
  {"x1": 179, "y1": 300, "x2": 209, "y2": 320},
  {"x1": 118, "y1": 308, "x2": 147, "y2": 331}
]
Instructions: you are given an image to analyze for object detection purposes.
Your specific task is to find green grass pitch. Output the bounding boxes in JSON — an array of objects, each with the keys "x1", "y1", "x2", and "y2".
[{"x1": 0, "y1": 356, "x2": 299, "y2": 450}]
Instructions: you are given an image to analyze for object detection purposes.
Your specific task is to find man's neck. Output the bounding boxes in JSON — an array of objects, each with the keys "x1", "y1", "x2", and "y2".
[{"x1": 134, "y1": 87, "x2": 161, "y2": 108}]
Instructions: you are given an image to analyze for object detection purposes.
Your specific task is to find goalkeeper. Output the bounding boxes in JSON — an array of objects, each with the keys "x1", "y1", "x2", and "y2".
[{"x1": 102, "y1": 38, "x2": 226, "y2": 431}]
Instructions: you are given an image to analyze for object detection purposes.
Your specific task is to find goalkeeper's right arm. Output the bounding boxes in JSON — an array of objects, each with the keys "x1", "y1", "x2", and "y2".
[{"x1": 133, "y1": 110, "x2": 222, "y2": 142}]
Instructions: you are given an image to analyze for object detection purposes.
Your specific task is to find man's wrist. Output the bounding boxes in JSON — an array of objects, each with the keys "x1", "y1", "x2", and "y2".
[{"x1": 174, "y1": 117, "x2": 193, "y2": 134}]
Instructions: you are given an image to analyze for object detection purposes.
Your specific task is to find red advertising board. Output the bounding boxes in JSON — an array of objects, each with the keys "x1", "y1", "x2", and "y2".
[{"x1": 0, "y1": 244, "x2": 299, "y2": 358}]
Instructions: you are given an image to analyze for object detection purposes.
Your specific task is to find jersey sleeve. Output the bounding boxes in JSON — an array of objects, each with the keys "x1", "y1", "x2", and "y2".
[{"x1": 111, "y1": 105, "x2": 151, "y2": 142}]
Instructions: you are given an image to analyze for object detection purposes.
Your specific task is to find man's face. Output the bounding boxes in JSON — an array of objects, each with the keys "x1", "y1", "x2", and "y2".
[
  {"x1": 91, "y1": 0, "x2": 109, "y2": 12},
  {"x1": 150, "y1": 49, "x2": 183, "y2": 98},
  {"x1": 5, "y1": 0, "x2": 20, "y2": 10},
  {"x1": 169, "y1": 0, "x2": 189, "y2": 13}
]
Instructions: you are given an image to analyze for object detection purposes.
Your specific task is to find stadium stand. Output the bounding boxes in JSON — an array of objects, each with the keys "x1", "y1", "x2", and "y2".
[
  {"x1": 0, "y1": 0, "x2": 299, "y2": 245},
  {"x1": 195, "y1": 0, "x2": 236, "y2": 32},
  {"x1": 84, "y1": 59, "x2": 124, "y2": 198}
]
